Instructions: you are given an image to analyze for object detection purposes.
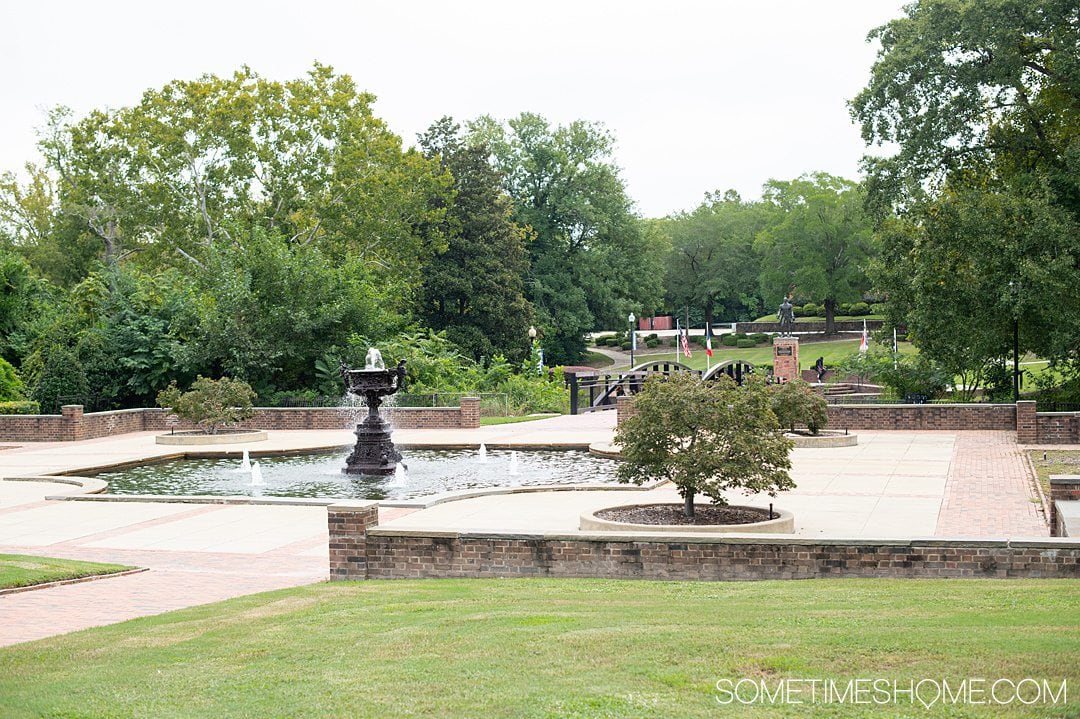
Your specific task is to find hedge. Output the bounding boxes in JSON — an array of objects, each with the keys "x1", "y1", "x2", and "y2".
[
  {"x1": 736, "y1": 338, "x2": 756, "y2": 348},
  {"x1": 0, "y1": 400, "x2": 41, "y2": 415}
]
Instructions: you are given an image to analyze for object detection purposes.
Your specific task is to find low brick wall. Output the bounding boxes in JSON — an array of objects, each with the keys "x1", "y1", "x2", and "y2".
[
  {"x1": 826, "y1": 403, "x2": 1017, "y2": 431},
  {"x1": 0, "y1": 397, "x2": 482, "y2": 442},
  {"x1": 1036, "y1": 413, "x2": 1080, "y2": 444},
  {"x1": 329, "y1": 506, "x2": 1079, "y2": 581}
]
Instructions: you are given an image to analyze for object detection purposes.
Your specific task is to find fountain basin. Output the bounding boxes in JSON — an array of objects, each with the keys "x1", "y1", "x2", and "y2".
[
  {"x1": 95, "y1": 448, "x2": 618, "y2": 501},
  {"x1": 156, "y1": 430, "x2": 268, "y2": 445}
]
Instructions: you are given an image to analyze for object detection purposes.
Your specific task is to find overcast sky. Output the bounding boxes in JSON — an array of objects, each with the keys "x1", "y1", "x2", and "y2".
[{"x1": 0, "y1": 1, "x2": 906, "y2": 218}]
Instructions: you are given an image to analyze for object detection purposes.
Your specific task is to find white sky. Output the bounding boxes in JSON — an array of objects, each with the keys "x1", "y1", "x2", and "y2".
[{"x1": 0, "y1": 0, "x2": 905, "y2": 218}]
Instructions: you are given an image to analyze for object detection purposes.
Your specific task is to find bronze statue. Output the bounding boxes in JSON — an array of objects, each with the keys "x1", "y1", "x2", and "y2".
[{"x1": 777, "y1": 296, "x2": 795, "y2": 336}]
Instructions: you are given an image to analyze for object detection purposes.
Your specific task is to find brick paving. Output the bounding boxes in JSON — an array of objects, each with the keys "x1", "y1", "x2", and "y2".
[{"x1": 935, "y1": 431, "x2": 1047, "y2": 536}]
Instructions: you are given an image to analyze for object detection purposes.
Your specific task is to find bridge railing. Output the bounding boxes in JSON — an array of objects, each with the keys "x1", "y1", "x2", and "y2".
[{"x1": 564, "y1": 361, "x2": 699, "y2": 414}]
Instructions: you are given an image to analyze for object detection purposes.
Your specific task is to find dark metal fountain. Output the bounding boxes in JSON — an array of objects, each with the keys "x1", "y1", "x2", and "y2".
[{"x1": 341, "y1": 349, "x2": 407, "y2": 476}]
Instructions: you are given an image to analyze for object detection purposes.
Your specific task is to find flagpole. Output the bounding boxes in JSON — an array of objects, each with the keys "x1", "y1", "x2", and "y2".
[
  {"x1": 705, "y1": 322, "x2": 711, "y2": 372},
  {"x1": 675, "y1": 318, "x2": 680, "y2": 364}
]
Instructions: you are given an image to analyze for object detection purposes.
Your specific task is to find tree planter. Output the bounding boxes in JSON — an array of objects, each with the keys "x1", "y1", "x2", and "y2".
[
  {"x1": 156, "y1": 430, "x2": 268, "y2": 445},
  {"x1": 784, "y1": 430, "x2": 858, "y2": 448},
  {"x1": 580, "y1": 503, "x2": 794, "y2": 534}
]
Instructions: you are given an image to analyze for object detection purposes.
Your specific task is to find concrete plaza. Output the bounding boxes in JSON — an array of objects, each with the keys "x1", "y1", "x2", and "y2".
[{"x1": 0, "y1": 413, "x2": 1058, "y2": 645}]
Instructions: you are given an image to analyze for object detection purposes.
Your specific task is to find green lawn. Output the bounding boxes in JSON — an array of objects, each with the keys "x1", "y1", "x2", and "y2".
[
  {"x1": 1, "y1": 578, "x2": 1076, "y2": 718},
  {"x1": 481, "y1": 413, "x2": 558, "y2": 426},
  {"x1": 1029, "y1": 449, "x2": 1080, "y2": 499},
  {"x1": 0, "y1": 554, "x2": 132, "y2": 590},
  {"x1": 581, "y1": 350, "x2": 615, "y2": 368},
  {"x1": 624, "y1": 339, "x2": 918, "y2": 372}
]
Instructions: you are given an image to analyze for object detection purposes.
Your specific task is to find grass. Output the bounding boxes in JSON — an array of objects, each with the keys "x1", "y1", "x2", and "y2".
[
  {"x1": 0, "y1": 554, "x2": 132, "y2": 590},
  {"x1": 0, "y1": 578, "x2": 1076, "y2": 718},
  {"x1": 1029, "y1": 449, "x2": 1080, "y2": 499},
  {"x1": 618, "y1": 339, "x2": 918, "y2": 372},
  {"x1": 481, "y1": 414, "x2": 558, "y2": 426}
]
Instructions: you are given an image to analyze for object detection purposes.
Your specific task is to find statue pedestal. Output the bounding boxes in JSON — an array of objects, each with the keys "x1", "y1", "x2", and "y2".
[{"x1": 773, "y1": 337, "x2": 800, "y2": 383}]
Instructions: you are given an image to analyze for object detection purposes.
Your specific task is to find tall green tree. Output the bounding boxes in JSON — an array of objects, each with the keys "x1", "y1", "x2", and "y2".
[
  {"x1": 416, "y1": 118, "x2": 534, "y2": 362},
  {"x1": 853, "y1": 0, "x2": 1080, "y2": 390},
  {"x1": 664, "y1": 190, "x2": 764, "y2": 328},
  {"x1": 754, "y1": 174, "x2": 875, "y2": 333},
  {"x1": 15, "y1": 65, "x2": 452, "y2": 302},
  {"x1": 850, "y1": 0, "x2": 1080, "y2": 217},
  {"x1": 468, "y1": 113, "x2": 664, "y2": 363}
]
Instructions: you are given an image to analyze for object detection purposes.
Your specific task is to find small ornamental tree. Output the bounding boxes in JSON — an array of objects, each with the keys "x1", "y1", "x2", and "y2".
[
  {"x1": 614, "y1": 373, "x2": 794, "y2": 518},
  {"x1": 770, "y1": 379, "x2": 829, "y2": 435},
  {"x1": 156, "y1": 376, "x2": 257, "y2": 434}
]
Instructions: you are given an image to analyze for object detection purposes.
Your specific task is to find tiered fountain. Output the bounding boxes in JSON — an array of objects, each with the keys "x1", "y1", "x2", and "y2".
[{"x1": 341, "y1": 350, "x2": 407, "y2": 476}]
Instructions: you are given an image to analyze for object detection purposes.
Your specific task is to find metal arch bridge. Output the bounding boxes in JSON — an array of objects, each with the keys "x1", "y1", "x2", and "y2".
[{"x1": 564, "y1": 358, "x2": 756, "y2": 414}]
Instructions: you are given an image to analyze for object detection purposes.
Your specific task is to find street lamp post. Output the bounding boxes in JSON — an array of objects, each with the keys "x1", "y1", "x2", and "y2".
[
  {"x1": 628, "y1": 312, "x2": 636, "y2": 369},
  {"x1": 528, "y1": 325, "x2": 540, "y2": 375},
  {"x1": 1009, "y1": 282, "x2": 1020, "y2": 402}
]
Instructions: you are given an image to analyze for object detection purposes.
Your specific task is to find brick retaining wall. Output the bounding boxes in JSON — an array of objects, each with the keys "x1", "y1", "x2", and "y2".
[
  {"x1": 826, "y1": 403, "x2": 1017, "y2": 431},
  {"x1": 0, "y1": 397, "x2": 481, "y2": 441},
  {"x1": 1050, "y1": 476, "x2": 1080, "y2": 537},
  {"x1": 328, "y1": 506, "x2": 1080, "y2": 581}
]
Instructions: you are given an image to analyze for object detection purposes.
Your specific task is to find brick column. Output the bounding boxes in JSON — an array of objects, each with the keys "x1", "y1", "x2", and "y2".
[
  {"x1": 328, "y1": 501, "x2": 380, "y2": 579},
  {"x1": 616, "y1": 394, "x2": 637, "y2": 426},
  {"x1": 61, "y1": 404, "x2": 85, "y2": 442},
  {"x1": 1049, "y1": 475, "x2": 1080, "y2": 536},
  {"x1": 459, "y1": 397, "x2": 481, "y2": 428},
  {"x1": 1016, "y1": 400, "x2": 1037, "y2": 443},
  {"x1": 772, "y1": 337, "x2": 799, "y2": 383}
]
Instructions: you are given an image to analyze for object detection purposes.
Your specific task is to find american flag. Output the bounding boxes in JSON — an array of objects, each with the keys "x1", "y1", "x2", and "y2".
[{"x1": 680, "y1": 330, "x2": 693, "y2": 358}]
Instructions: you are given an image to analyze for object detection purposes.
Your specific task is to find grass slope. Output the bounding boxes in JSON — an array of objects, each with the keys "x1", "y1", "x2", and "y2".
[
  {"x1": 0, "y1": 554, "x2": 132, "y2": 590},
  {"x1": 0, "y1": 578, "x2": 1076, "y2": 718},
  {"x1": 622, "y1": 339, "x2": 917, "y2": 372}
]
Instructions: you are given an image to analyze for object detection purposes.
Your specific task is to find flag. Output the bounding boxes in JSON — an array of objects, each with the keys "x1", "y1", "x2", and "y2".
[
  {"x1": 680, "y1": 329, "x2": 693, "y2": 358},
  {"x1": 706, "y1": 334, "x2": 713, "y2": 358},
  {"x1": 859, "y1": 320, "x2": 869, "y2": 353}
]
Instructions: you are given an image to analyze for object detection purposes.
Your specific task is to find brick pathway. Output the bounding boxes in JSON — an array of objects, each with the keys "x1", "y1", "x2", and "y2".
[{"x1": 935, "y1": 431, "x2": 1047, "y2": 536}]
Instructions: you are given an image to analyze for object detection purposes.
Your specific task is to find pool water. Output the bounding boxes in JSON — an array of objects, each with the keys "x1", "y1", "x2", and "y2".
[{"x1": 98, "y1": 448, "x2": 618, "y2": 500}]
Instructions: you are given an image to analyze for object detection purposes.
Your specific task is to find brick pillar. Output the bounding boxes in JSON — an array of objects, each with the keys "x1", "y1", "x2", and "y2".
[
  {"x1": 772, "y1": 337, "x2": 799, "y2": 383},
  {"x1": 1049, "y1": 475, "x2": 1080, "y2": 536},
  {"x1": 328, "y1": 501, "x2": 380, "y2": 579},
  {"x1": 61, "y1": 404, "x2": 85, "y2": 442},
  {"x1": 459, "y1": 397, "x2": 481, "y2": 428},
  {"x1": 1016, "y1": 400, "x2": 1037, "y2": 443},
  {"x1": 616, "y1": 394, "x2": 637, "y2": 426}
]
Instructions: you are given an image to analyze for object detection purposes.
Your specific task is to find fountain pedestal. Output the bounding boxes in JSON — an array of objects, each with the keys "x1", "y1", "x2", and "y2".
[{"x1": 342, "y1": 358, "x2": 406, "y2": 476}]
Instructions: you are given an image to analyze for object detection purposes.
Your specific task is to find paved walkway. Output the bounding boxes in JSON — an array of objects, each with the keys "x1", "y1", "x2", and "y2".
[
  {"x1": 0, "y1": 415, "x2": 1062, "y2": 647},
  {"x1": 936, "y1": 431, "x2": 1046, "y2": 536}
]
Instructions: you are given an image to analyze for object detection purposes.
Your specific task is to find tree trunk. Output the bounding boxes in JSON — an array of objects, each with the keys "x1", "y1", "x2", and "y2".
[
  {"x1": 683, "y1": 489, "x2": 695, "y2": 518},
  {"x1": 704, "y1": 298, "x2": 715, "y2": 336},
  {"x1": 824, "y1": 298, "x2": 836, "y2": 335}
]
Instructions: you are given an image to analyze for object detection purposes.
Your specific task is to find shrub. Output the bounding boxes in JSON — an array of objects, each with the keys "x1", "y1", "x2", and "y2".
[
  {"x1": 645, "y1": 339, "x2": 659, "y2": 348},
  {"x1": 836, "y1": 348, "x2": 949, "y2": 402},
  {"x1": 771, "y1": 379, "x2": 829, "y2": 434},
  {"x1": 157, "y1": 376, "x2": 257, "y2": 434},
  {"x1": 839, "y1": 303, "x2": 853, "y2": 315},
  {"x1": 870, "y1": 303, "x2": 887, "y2": 316},
  {"x1": 0, "y1": 400, "x2": 40, "y2": 414},
  {"x1": 798, "y1": 303, "x2": 821, "y2": 318},
  {"x1": 646, "y1": 333, "x2": 658, "y2": 341},
  {"x1": 849, "y1": 302, "x2": 871, "y2": 316},
  {"x1": 0, "y1": 358, "x2": 25, "y2": 402},
  {"x1": 750, "y1": 333, "x2": 769, "y2": 344},
  {"x1": 669, "y1": 337, "x2": 679, "y2": 347},
  {"x1": 615, "y1": 374, "x2": 794, "y2": 517},
  {"x1": 721, "y1": 335, "x2": 739, "y2": 346},
  {"x1": 619, "y1": 340, "x2": 632, "y2": 350},
  {"x1": 736, "y1": 338, "x2": 756, "y2": 348}
]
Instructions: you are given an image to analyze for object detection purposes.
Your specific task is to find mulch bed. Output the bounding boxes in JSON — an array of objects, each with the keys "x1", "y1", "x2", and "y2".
[{"x1": 595, "y1": 503, "x2": 771, "y2": 526}]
